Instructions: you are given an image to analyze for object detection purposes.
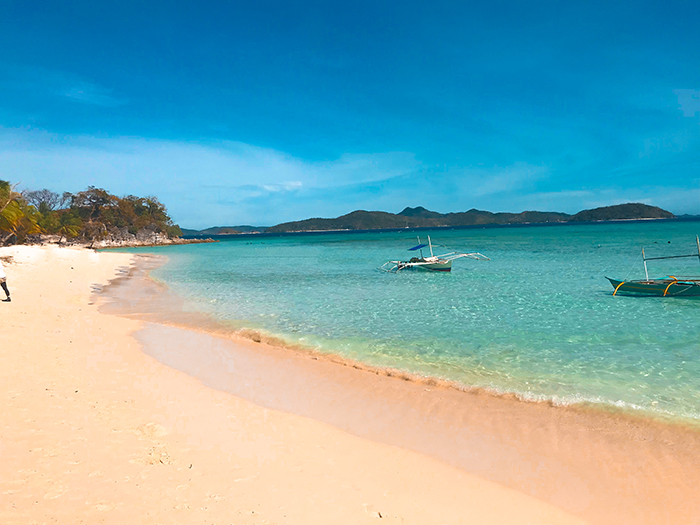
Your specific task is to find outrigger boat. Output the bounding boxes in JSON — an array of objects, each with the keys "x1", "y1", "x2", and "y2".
[
  {"x1": 607, "y1": 236, "x2": 700, "y2": 297},
  {"x1": 380, "y1": 236, "x2": 489, "y2": 273}
]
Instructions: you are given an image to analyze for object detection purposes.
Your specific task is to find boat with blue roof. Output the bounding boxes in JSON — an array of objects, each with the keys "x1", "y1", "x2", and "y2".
[{"x1": 380, "y1": 236, "x2": 489, "y2": 273}]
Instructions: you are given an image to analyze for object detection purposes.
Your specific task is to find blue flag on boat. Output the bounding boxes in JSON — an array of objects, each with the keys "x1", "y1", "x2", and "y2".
[{"x1": 409, "y1": 244, "x2": 428, "y2": 251}]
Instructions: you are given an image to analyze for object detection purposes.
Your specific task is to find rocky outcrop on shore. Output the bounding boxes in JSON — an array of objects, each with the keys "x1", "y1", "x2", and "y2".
[{"x1": 25, "y1": 232, "x2": 217, "y2": 249}]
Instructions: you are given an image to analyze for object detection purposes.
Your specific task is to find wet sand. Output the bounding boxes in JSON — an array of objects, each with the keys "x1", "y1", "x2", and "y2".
[
  {"x1": 1, "y1": 245, "x2": 588, "y2": 524},
  {"x1": 99, "y1": 253, "x2": 700, "y2": 524}
]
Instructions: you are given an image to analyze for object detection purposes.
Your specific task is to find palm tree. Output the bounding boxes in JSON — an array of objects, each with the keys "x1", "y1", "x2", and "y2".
[
  {"x1": 56, "y1": 211, "x2": 83, "y2": 244},
  {"x1": 1, "y1": 180, "x2": 41, "y2": 244}
]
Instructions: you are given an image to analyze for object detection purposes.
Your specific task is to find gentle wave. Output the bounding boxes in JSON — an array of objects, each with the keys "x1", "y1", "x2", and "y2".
[{"x1": 133, "y1": 220, "x2": 700, "y2": 423}]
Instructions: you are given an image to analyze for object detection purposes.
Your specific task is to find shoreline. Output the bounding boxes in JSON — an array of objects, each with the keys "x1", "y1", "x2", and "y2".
[
  {"x1": 109, "y1": 254, "x2": 700, "y2": 430},
  {"x1": 25, "y1": 236, "x2": 218, "y2": 249},
  {"x1": 99, "y1": 252, "x2": 700, "y2": 523},
  {"x1": 1, "y1": 244, "x2": 591, "y2": 524}
]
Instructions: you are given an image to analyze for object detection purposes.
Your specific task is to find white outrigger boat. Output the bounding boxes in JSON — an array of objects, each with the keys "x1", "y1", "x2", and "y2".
[{"x1": 380, "y1": 236, "x2": 489, "y2": 273}]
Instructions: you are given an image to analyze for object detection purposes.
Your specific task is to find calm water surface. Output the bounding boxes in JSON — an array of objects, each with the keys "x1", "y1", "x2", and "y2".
[{"x1": 132, "y1": 221, "x2": 700, "y2": 422}]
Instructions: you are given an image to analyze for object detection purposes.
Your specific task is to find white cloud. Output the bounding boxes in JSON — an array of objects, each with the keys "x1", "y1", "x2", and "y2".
[
  {"x1": 0, "y1": 127, "x2": 420, "y2": 227},
  {"x1": 468, "y1": 162, "x2": 550, "y2": 197},
  {"x1": 262, "y1": 181, "x2": 302, "y2": 192},
  {"x1": 1, "y1": 126, "x2": 696, "y2": 228},
  {"x1": 0, "y1": 65, "x2": 126, "y2": 107},
  {"x1": 61, "y1": 82, "x2": 125, "y2": 107},
  {"x1": 674, "y1": 89, "x2": 700, "y2": 118}
]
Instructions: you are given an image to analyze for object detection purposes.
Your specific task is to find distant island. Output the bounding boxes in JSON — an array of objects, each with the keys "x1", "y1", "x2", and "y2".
[
  {"x1": 180, "y1": 225, "x2": 265, "y2": 236},
  {"x1": 184, "y1": 203, "x2": 675, "y2": 235}
]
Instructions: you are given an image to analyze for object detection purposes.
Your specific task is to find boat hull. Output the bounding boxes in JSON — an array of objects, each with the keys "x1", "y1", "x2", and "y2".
[
  {"x1": 607, "y1": 277, "x2": 700, "y2": 297},
  {"x1": 418, "y1": 261, "x2": 452, "y2": 272},
  {"x1": 395, "y1": 260, "x2": 452, "y2": 272}
]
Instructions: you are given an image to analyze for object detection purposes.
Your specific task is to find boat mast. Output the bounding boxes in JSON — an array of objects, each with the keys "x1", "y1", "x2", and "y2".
[
  {"x1": 428, "y1": 235, "x2": 434, "y2": 257},
  {"x1": 641, "y1": 237, "x2": 700, "y2": 277}
]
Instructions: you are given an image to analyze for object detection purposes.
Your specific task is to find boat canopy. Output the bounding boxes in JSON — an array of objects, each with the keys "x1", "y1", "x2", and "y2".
[{"x1": 381, "y1": 235, "x2": 489, "y2": 273}]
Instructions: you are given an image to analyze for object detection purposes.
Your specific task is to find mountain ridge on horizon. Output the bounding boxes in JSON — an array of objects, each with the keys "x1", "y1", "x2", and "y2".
[{"x1": 181, "y1": 203, "x2": 677, "y2": 235}]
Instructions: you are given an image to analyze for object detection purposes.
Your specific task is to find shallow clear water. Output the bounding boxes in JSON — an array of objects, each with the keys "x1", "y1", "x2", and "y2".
[{"x1": 130, "y1": 221, "x2": 700, "y2": 421}]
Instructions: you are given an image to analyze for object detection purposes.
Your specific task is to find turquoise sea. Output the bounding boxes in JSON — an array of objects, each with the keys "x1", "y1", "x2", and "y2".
[{"x1": 134, "y1": 221, "x2": 700, "y2": 423}]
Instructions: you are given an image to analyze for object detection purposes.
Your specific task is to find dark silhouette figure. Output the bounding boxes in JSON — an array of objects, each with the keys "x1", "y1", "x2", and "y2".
[{"x1": 0, "y1": 261, "x2": 10, "y2": 302}]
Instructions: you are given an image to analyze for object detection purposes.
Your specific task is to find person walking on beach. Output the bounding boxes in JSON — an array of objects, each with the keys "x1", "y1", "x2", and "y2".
[{"x1": 0, "y1": 259, "x2": 10, "y2": 302}]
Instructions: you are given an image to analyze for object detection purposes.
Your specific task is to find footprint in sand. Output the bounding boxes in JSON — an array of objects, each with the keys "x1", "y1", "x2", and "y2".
[
  {"x1": 44, "y1": 486, "x2": 67, "y2": 499},
  {"x1": 135, "y1": 422, "x2": 169, "y2": 438},
  {"x1": 130, "y1": 444, "x2": 174, "y2": 465},
  {"x1": 7, "y1": 478, "x2": 28, "y2": 487}
]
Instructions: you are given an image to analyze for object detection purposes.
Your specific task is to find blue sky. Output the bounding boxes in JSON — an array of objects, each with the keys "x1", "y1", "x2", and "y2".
[{"x1": 1, "y1": 0, "x2": 698, "y2": 228}]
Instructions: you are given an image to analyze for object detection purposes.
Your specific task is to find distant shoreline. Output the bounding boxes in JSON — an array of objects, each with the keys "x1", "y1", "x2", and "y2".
[
  {"x1": 182, "y1": 215, "x2": 700, "y2": 240},
  {"x1": 181, "y1": 203, "x2": 687, "y2": 236}
]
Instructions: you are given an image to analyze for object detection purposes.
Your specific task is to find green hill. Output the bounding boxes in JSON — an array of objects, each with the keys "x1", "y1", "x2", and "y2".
[
  {"x1": 181, "y1": 225, "x2": 268, "y2": 235},
  {"x1": 265, "y1": 203, "x2": 674, "y2": 233},
  {"x1": 569, "y1": 203, "x2": 674, "y2": 222}
]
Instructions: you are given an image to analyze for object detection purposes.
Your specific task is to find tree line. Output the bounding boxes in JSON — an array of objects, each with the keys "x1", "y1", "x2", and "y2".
[{"x1": 0, "y1": 180, "x2": 182, "y2": 245}]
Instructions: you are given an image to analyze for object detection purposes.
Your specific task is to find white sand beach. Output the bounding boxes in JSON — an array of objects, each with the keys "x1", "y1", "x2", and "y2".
[
  {"x1": 0, "y1": 245, "x2": 589, "y2": 524},
  {"x1": 2, "y1": 245, "x2": 700, "y2": 524}
]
